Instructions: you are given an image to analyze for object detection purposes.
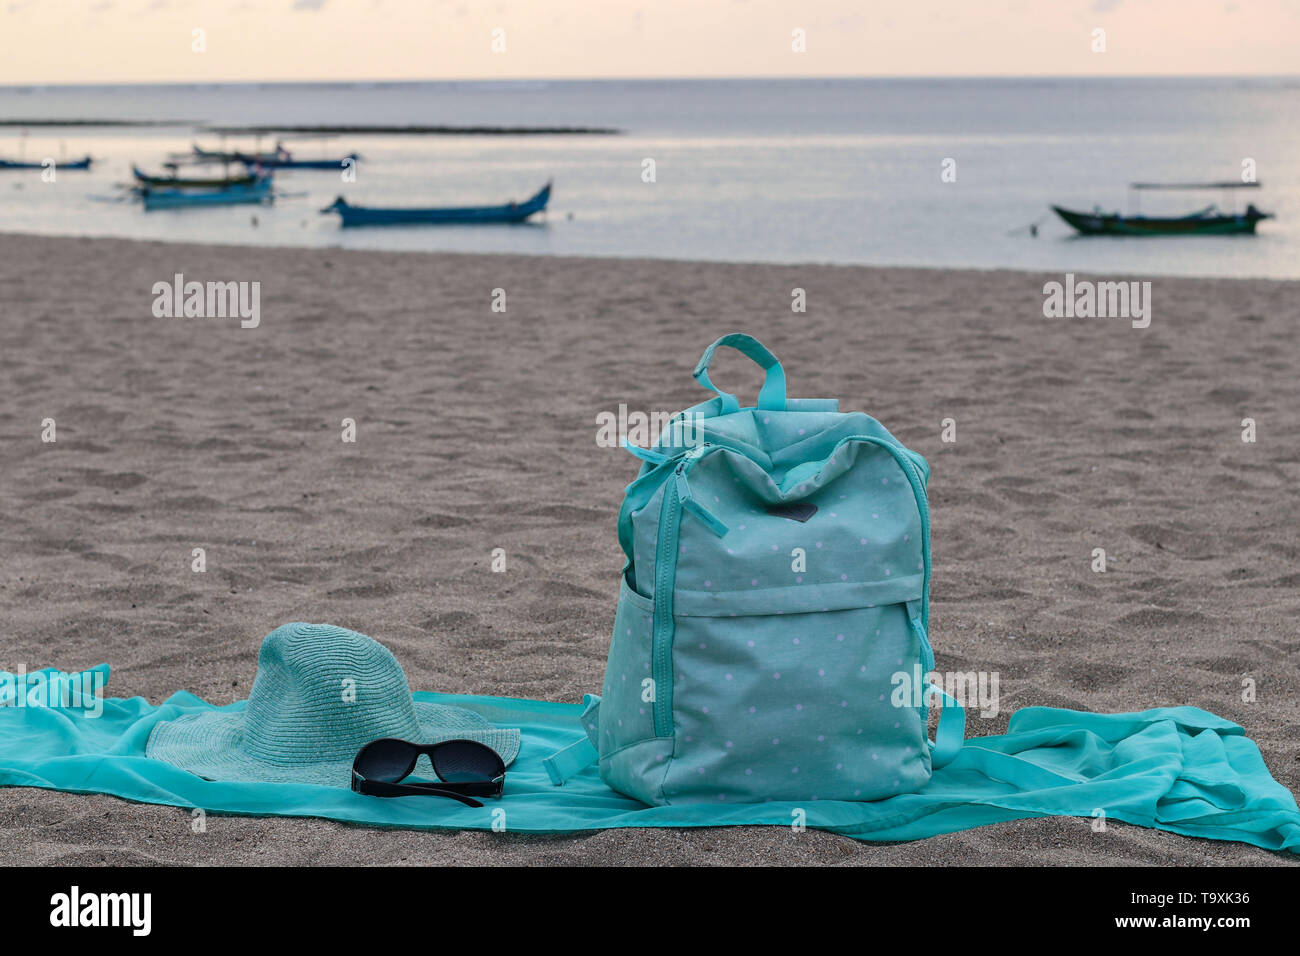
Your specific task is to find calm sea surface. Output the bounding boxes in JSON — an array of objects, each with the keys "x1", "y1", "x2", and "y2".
[{"x1": 0, "y1": 77, "x2": 1297, "y2": 277}]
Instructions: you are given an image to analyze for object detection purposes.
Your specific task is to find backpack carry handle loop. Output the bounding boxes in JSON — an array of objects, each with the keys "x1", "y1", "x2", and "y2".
[{"x1": 693, "y1": 333, "x2": 787, "y2": 414}]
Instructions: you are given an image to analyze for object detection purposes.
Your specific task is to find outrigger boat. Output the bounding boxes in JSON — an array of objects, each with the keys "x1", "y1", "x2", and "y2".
[
  {"x1": 1053, "y1": 181, "x2": 1272, "y2": 236},
  {"x1": 322, "y1": 181, "x2": 551, "y2": 227},
  {"x1": 236, "y1": 150, "x2": 358, "y2": 170},
  {"x1": 140, "y1": 176, "x2": 273, "y2": 211},
  {"x1": 190, "y1": 143, "x2": 279, "y2": 165},
  {"x1": 192, "y1": 141, "x2": 357, "y2": 170},
  {"x1": 133, "y1": 164, "x2": 257, "y2": 188},
  {"x1": 0, "y1": 155, "x2": 92, "y2": 170}
]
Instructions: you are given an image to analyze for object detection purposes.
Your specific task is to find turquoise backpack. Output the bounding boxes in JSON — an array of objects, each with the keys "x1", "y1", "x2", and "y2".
[{"x1": 546, "y1": 334, "x2": 965, "y2": 804}]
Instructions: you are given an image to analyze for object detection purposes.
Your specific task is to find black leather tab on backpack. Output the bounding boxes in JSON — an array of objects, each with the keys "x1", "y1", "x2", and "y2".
[{"x1": 765, "y1": 502, "x2": 818, "y2": 523}]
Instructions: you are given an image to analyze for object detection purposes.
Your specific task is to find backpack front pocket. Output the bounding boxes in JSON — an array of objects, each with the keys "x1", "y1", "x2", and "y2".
[
  {"x1": 661, "y1": 596, "x2": 932, "y2": 804},
  {"x1": 597, "y1": 576, "x2": 658, "y2": 754}
]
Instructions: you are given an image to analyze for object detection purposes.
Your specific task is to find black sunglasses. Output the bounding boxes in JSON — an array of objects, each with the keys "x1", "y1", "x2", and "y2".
[{"x1": 350, "y1": 737, "x2": 506, "y2": 807}]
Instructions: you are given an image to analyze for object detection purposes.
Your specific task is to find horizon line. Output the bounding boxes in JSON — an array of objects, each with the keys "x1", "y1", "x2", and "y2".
[{"x1": 2, "y1": 72, "x2": 1300, "y2": 90}]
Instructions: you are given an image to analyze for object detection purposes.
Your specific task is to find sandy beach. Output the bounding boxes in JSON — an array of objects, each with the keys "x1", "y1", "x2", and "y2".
[{"x1": 0, "y1": 232, "x2": 1296, "y2": 866}]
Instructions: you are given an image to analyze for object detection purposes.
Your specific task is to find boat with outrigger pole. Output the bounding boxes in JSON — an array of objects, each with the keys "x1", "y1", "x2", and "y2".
[
  {"x1": 133, "y1": 163, "x2": 258, "y2": 188},
  {"x1": 189, "y1": 138, "x2": 358, "y2": 171},
  {"x1": 138, "y1": 175, "x2": 274, "y2": 211},
  {"x1": 322, "y1": 180, "x2": 551, "y2": 227},
  {"x1": 1052, "y1": 180, "x2": 1272, "y2": 236},
  {"x1": 0, "y1": 154, "x2": 92, "y2": 170}
]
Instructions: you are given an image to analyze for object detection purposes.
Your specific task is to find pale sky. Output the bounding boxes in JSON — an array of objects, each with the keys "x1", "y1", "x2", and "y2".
[{"x1": 1, "y1": 0, "x2": 1297, "y2": 84}]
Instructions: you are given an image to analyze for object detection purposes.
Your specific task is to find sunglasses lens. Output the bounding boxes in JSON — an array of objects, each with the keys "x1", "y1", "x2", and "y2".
[
  {"x1": 354, "y1": 738, "x2": 418, "y2": 782},
  {"x1": 431, "y1": 740, "x2": 505, "y2": 783}
]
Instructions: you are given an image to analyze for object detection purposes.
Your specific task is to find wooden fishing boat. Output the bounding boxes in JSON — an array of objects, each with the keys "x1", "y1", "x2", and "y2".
[
  {"x1": 1053, "y1": 181, "x2": 1272, "y2": 236},
  {"x1": 1052, "y1": 204, "x2": 1271, "y2": 236},
  {"x1": 141, "y1": 176, "x2": 273, "y2": 211},
  {"x1": 235, "y1": 151, "x2": 358, "y2": 170},
  {"x1": 133, "y1": 164, "x2": 257, "y2": 188},
  {"x1": 0, "y1": 155, "x2": 92, "y2": 170},
  {"x1": 191, "y1": 144, "x2": 279, "y2": 165},
  {"x1": 193, "y1": 141, "x2": 356, "y2": 170},
  {"x1": 322, "y1": 181, "x2": 551, "y2": 227}
]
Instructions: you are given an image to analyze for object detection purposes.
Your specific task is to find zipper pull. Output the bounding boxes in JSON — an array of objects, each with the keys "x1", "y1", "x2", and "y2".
[
  {"x1": 675, "y1": 449, "x2": 728, "y2": 537},
  {"x1": 906, "y1": 599, "x2": 935, "y2": 676},
  {"x1": 621, "y1": 439, "x2": 671, "y2": 466}
]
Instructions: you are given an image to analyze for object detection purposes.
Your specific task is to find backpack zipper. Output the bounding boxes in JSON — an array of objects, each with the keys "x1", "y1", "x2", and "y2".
[
  {"x1": 674, "y1": 445, "x2": 728, "y2": 537},
  {"x1": 651, "y1": 479, "x2": 681, "y2": 738},
  {"x1": 650, "y1": 442, "x2": 722, "y2": 738}
]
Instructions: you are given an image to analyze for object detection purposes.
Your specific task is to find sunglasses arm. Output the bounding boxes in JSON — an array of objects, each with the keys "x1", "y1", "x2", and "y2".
[{"x1": 353, "y1": 777, "x2": 485, "y2": 807}]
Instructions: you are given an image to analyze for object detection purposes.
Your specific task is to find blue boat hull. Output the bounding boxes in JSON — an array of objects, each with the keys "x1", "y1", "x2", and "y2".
[
  {"x1": 142, "y1": 179, "x2": 273, "y2": 210},
  {"x1": 326, "y1": 182, "x2": 550, "y2": 227},
  {"x1": 0, "y1": 156, "x2": 92, "y2": 170}
]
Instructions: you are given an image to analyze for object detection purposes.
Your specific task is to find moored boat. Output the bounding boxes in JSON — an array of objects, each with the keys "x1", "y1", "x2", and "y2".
[
  {"x1": 236, "y1": 151, "x2": 359, "y2": 170},
  {"x1": 141, "y1": 176, "x2": 274, "y2": 211},
  {"x1": 0, "y1": 155, "x2": 92, "y2": 170},
  {"x1": 322, "y1": 181, "x2": 551, "y2": 226},
  {"x1": 1051, "y1": 204, "x2": 1271, "y2": 236},
  {"x1": 191, "y1": 144, "x2": 280, "y2": 165},
  {"x1": 1052, "y1": 180, "x2": 1272, "y2": 236},
  {"x1": 133, "y1": 164, "x2": 257, "y2": 188},
  {"x1": 193, "y1": 141, "x2": 357, "y2": 170}
]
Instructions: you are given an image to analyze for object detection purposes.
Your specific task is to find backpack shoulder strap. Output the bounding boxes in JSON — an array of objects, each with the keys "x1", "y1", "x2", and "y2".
[
  {"x1": 543, "y1": 694, "x2": 602, "y2": 785},
  {"x1": 543, "y1": 736, "x2": 598, "y2": 786},
  {"x1": 927, "y1": 684, "x2": 967, "y2": 769}
]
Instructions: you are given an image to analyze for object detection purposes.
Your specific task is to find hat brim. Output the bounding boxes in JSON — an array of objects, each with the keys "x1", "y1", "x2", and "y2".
[{"x1": 146, "y1": 700, "x2": 521, "y2": 788}]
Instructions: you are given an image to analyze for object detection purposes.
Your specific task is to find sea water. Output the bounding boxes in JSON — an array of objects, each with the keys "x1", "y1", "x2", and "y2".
[{"x1": 0, "y1": 76, "x2": 1296, "y2": 278}]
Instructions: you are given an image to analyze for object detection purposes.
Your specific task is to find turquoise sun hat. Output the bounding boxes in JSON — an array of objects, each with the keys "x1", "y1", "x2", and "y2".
[{"x1": 147, "y1": 623, "x2": 520, "y2": 787}]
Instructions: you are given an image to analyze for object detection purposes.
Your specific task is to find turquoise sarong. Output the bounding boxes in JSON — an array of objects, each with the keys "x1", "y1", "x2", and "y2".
[{"x1": 1, "y1": 666, "x2": 1297, "y2": 853}]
